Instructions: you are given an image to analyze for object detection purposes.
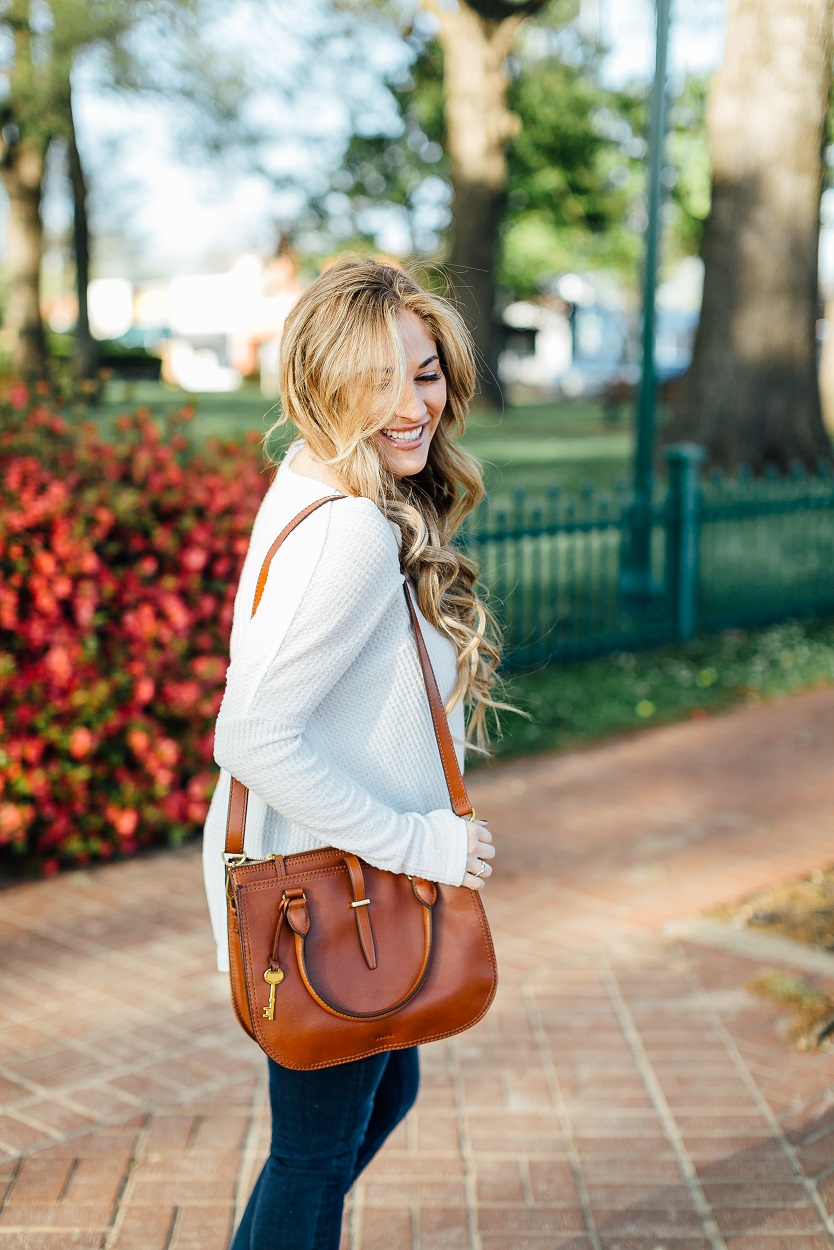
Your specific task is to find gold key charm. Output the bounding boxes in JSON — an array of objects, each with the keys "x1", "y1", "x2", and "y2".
[{"x1": 263, "y1": 967, "x2": 284, "y2": 1021}]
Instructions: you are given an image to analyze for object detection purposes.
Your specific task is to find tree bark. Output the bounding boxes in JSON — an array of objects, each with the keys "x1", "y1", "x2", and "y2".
[
  {"x1": 1, "y1": 138, "x2": 47, "y2": 381},
  {"x1": 430, "y1": 1, "x2": 537, "y2": 408},
  {"x1": 819, "y1": 295, "x2": 834, "y2": 434},
  {"x1": 64, "y1": 83, "x2": 97, "y2": 380},
  {"x1": 665, "y1": 0, "x2": 834, "y2": 472},
  {"x1": 1, "y1": 3, "x2": 49, "y2": 382}
]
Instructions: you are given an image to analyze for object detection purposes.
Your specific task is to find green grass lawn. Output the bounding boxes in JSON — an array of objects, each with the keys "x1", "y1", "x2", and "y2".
[
  {"x1": 97, "y1": 379, "x2": 287, "y2": 448},
  {"x1": 487, "y1": 616, "x2": 834, "y2": 766},
  {"x1": 465, "y1": 401, "x2": 635, "y2": 497},
  {"x1": 96, "y1": 381, "x2": 644, "y2": 499}
]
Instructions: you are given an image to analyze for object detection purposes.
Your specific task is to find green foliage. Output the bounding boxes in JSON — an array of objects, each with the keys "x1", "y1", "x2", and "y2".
[
  {"x1": 502, "y1": 45, "x2": 646, "y2": 291},
  {"x1": 503, "y1": 59, "x2": 710, "y2": 291},
  {"x1": 0, "y1": 1, "x2": 260, "y2": 248},
  {"x1": 308, "y1": 37, "x2": 449, "y2": 254},
  {"x1": 48, "y1": 333, "x2": 156, "y2": 362},
  {"x1": 0, "y1": 1, "x2": 181, "y2": 159},
  {"x1": 311, "y1": 14, "x2": 711, "y2": 296},
  {"x1": 490, "y1": 618, "x2": 834, "y2": 763},
  {"x1": 665, "y1": 76, "x2": 712, "y2": 258}
]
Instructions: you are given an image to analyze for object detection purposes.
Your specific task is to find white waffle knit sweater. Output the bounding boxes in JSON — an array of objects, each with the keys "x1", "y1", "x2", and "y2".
[{"x1": 202, "y1": 442, "x2": 470, "y2": 971}]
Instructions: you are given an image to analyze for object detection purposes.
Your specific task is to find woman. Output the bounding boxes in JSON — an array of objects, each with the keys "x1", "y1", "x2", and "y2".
[{"x1": 202, "y1": 256, "x2": 501, "y2": 1250}]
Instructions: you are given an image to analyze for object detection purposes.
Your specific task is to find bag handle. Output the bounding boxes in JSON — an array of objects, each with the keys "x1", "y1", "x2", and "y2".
[{"x1": 224, "y1": 494, "x2": 473, "y2": 858}]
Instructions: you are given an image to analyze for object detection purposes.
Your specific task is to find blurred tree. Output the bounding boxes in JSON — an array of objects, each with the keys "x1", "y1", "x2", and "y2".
[
  {"x1": 0, "y1": 1, "x2": 159, "y2": 380},
  {"x1": 501, "y1": 45, "x2": 646, "y2": 293},
  {"x1": 333, "y1": 0, "x2": 563, "y2": 406},
  {"x1": 0, "y1": 2, "x2": 151, "y2": 380},
  {"x1": 426, "y1": 0, "x2": 551, "y2": 406},
  {"x1": 62, "y1": 83, "x2": 94, "y2": 380},
  {"x1": 666, "y1": 0, "x2": 834, "y2": 471},
  {"x1": 308, "y1": 37, "x2": 449, "y2": 257},
  {"x1": 315, "y1": 16, "x2": 710, "y2": 315},
  {"x1": 665, "y1": 76, "x2": 712, "y2": 260},
  {"x1": 1, "y1": 3, "x2": 52, "y2": 381},
  {"x1": 0, "y1": 0, "x2": 258, "y2": 382}
]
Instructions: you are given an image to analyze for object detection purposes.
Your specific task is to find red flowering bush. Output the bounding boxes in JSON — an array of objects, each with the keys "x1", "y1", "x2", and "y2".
[{"x1": 0, "y1": 395, "x2": 270, "y2": 872}]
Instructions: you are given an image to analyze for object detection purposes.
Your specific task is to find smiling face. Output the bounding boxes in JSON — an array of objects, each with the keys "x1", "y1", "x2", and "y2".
[{"x1": 376, "y1": 310, "x2": 447, "y2": 478}]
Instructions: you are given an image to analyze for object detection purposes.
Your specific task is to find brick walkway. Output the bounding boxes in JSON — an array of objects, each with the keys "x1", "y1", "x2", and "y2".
[{"x1": 2, "y1": 687, "x2": 834, "y2": 1249}]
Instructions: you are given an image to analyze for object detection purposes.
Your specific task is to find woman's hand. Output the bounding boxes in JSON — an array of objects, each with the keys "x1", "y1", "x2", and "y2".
[{"x1": 462, "y1": 819, "x2": 494, "y2": 890}]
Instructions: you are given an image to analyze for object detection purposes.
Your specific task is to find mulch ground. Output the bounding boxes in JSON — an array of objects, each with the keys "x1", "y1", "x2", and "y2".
[
  {"x1": 715, "y1": 867, "x2": 834, "y2": 953},
  {"x1": 2, "y1": 686, "x2": 834, "y2": 1249}
]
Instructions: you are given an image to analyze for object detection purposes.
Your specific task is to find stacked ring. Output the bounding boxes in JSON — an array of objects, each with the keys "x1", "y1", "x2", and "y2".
[{"x1": 474, "y1": 860, "x2": 487, "y2": 878}]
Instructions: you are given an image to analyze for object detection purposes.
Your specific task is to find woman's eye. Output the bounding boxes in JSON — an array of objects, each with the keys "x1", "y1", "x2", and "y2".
[{"x1": 417, "y1": 372, "x2": 441, "y2": 383}]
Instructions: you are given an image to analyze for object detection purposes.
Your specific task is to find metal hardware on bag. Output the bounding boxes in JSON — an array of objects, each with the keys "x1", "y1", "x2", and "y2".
[
  {"x1": 222, "y1": 852, "x2": 276, "y2": 867},
  {"x1": 468, "y1": 809, "x2": 477, "y2": 822},
  {"x1": 349, "y1": 898, "x2": 371, "y2": 908},
  {"x1": 263, "y1": 967, "x2": 284, "y2": 1020},
  {"x1": 224, "y1": 857, "x2": 243, "y2": 911},
  {"x1": 224, "y1": 853, "x2": 276, "y2": 912},
  {"x1": 223, "y1": 852, "x2": 248, "y2": 869}
]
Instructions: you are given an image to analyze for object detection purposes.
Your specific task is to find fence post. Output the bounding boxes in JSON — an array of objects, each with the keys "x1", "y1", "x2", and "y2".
[{"x1": 665, "y1": 443, "x2": 706, "y2": 641}]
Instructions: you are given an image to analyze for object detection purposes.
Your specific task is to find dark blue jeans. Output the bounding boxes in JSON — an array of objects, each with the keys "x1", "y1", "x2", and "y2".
[{"x1": 230, "y1": 1048, "x2": 419, "y2": 1250}]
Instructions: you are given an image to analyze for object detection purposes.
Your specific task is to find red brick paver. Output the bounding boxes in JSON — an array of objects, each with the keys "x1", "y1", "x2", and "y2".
[{"x1": 2, "y1": 687, "x2": 834, "y2": 1248}]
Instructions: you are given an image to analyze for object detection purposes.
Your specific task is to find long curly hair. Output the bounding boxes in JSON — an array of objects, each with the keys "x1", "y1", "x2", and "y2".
[{"x1": 266, "y1": 255, "x2": 503, "y2": 749}]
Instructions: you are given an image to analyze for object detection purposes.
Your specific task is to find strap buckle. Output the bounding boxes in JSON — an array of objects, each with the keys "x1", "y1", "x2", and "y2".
[{"x1": 222, "y1": 851, "x2": 249, "y2": 868}]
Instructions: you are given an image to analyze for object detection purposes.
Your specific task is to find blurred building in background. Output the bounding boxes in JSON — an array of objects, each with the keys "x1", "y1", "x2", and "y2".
[
  {"x1": 498, "y1": 259, "x2": 700, "y2": 401},
  {"x1": 41, "y1": 251, "x2": 303, "y2": 395}
]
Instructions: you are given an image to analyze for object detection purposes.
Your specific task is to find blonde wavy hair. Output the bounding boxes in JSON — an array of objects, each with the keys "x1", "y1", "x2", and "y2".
[{"x1": 267, "y1": 255, "x2": 503, "y2": 749}]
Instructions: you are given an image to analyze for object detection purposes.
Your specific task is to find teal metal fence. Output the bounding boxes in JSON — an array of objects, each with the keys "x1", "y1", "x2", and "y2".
[
  {"x1": 461, "y1": 446, "x2": 834, "y2": 669},
  {"x1": 699, "y1": 466, "x2": 834, "y2": 632}
]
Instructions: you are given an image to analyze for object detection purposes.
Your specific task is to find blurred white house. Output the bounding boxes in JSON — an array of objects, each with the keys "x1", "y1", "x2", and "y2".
[
  {"x1": 44, "y1": 252, "x2": 303, "y2": 394},
  {"x1": 498, "y1": 261, "x2": 701, "y2": 399}
]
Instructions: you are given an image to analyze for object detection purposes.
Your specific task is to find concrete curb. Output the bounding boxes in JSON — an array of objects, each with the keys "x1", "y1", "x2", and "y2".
[{"x1": 665, "y1": 915, "x2": 834, "y2": 979}]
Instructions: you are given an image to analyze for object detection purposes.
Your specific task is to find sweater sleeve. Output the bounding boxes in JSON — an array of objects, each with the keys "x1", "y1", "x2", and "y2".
[{"x1": 213, "y1": 497, "x2": 470, "y2": 887}]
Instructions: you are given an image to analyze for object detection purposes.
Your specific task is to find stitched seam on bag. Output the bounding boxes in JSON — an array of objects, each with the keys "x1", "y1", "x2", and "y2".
[
  {"x1": 468, "y1": 889, "x2": 498, "y2": 973},
  {"x1": 284, "y1": 850, "x2": 346, "y2": 865},
  {"x1": 236, "y1": 905, "x2": 266, "y2": 1038},
  {"x1": 235, "y1": 865, "x2": 353, "y2": 892},
  {"x1": 274, "y1": 1000, "x2": 499, "y2": 1070},
  {"x1": 229, "y1": 966, "x2": 254, "y2": 1037},
  {"x1": 226, "y1": 916, "x2": 254, "y2": 1037},
  {"x1": 239, "y1": 896, "x2": 275, "y2": 1054}
]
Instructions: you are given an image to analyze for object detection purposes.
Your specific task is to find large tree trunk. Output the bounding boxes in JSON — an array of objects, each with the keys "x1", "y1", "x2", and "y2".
[
  {"x1": 430, "y1": 1, "x2": 536, "y2": 409},
  {"x1": 1, "y1": 138, "x2": 47, "y2": 381},
  {"x1": 666, "y1": 0, "x2": 833, "y2": 472},
  {"x1": 65, "y1": 83, "x2": 97, "y2": 380}
]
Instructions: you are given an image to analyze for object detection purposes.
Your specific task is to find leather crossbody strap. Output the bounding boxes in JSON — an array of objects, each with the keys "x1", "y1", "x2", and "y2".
[
  {"x1": 401, "y1": 587, "x2": 471, "y2": 818},
  {"x1": 224, "y1": 494, "x2": 473, "y2": 857}
]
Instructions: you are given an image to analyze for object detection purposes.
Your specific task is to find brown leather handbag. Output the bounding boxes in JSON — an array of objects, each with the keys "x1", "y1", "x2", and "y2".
[{"x1": 223, "y1": 495, "x2": 498, "y2": 1070}]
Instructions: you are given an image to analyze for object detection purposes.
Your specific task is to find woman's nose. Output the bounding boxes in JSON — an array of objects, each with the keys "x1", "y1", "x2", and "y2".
[{"x1": 397, "y1": 384, "x2": 426, "y2": 423}]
